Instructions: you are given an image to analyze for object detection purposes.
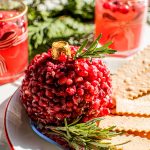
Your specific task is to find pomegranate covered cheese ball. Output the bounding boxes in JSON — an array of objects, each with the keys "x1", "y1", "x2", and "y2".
[{"x1": 21, "y1": 37, "x2": 115, "y2": 126}]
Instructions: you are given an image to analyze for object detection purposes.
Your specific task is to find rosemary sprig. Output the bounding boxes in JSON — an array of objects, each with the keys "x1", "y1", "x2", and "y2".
[
  {"x1": 45, "y1": 117, "x2": 126, "y2": 150},
  {"x1": 74, "y1": 34, "x2": 116, "y2": 60}
]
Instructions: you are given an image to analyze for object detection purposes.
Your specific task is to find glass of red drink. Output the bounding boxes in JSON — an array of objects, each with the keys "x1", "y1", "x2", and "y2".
[
  {"x1": 0, "y1": 0, "x2": 28, "y2": 84},
  {"x1": 95, "y1": 0, "x2": 148, "y2": 57}
]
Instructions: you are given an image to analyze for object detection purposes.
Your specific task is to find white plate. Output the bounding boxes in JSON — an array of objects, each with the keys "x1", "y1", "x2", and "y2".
[
  {"x1": 4, "y1": 57, "x2": 129, "y2": 150},
  {"x1": 4, "y1": 88, "x2": 61, "y2": 150}
]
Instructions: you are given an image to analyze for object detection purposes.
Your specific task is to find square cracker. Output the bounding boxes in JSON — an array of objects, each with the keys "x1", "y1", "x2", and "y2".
[
  {"x1": 99, "y1": 115, "x2": 150, "y2": 132},
  {"x1": 110, "y1": 134, "x2": 150, "y2": 150},
  {"x1": 114, "y1": 94, "x2": 150, "y2": 115},
  {"x1": 112, "y1": 47, "x2": 150, "y2": 100}
]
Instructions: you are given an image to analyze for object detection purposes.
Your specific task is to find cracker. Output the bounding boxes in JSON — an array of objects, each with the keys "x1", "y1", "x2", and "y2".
[
  {"x1": 99, "y1": 115, "x2": 150, "y2": 132},
  {"x1": 114, "y1": 94, "x2": 150, "y2": 115},
  {"x1": 110, "y1": 134, "x2": 150, "y2": 150},
  {"x1": 112, "y1": 47, "x2": 150, "y2": 100}
]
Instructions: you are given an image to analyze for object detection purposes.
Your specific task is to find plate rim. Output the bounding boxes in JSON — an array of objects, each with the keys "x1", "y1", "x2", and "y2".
[{"x1": 4, "y1": 88, "x2": 20, "y2": 150}]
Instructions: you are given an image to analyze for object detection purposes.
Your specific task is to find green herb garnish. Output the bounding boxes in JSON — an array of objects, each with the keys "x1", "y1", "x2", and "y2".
[
  {"x1": 45, "y1": 117, "x2": 127, "y2": 150},
  {"x1": 74, "y1": 34, "x2": 116, "y2": 60}
]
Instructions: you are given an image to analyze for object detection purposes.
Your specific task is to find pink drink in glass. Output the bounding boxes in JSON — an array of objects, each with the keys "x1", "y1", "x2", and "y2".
[
  {"x1": 95, "y1": 0, "x2": 148, "y2": 57},
  {"x1": 0, "y1": 2, "x2": 28, "y2": 84}
]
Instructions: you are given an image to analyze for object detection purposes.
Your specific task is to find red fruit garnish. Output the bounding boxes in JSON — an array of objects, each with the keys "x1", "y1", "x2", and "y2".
[
  {"x1": 58, "y1": 54, "x2": 67, "y2": 62},
  {"x1": 119, "y1": 4, "x2": 129, "y2": 14},
  {"x1": 103, "y1": 2, "x2": 111, "y2": 9}
]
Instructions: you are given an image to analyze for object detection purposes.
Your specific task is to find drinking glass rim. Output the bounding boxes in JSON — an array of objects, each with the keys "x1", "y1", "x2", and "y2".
[{"x1": 0, "y1": 0, "x2": 28, "y2": 22}]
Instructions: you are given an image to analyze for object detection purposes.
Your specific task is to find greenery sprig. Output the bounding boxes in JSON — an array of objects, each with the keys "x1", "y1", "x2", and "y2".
[
  {"x1": 45, "y1": 117, "x2": 128, "y2": 150},
  {"x1": 26, "y1": 0, "x2": 95, "y2": 60},
  {"x1": 74, "y1": 34, "x2": 116, "y2": 60}
]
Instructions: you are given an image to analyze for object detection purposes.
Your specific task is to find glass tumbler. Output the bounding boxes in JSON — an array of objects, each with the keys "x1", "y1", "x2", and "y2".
[
  {"x1": 95, "y1": 0, "x2": 148, "y2": 57},
  {"x1": 0, "y1": 0, "x2": 28, "y2": 84}
]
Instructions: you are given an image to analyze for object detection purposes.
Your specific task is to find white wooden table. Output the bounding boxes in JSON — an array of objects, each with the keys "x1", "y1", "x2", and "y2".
[{"x1": 0, "y1": 24, "x2": 150, "y2": 150}]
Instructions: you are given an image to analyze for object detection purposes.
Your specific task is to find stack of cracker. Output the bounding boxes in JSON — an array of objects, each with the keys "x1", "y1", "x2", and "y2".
[{"x1": 99, "y1": 47, "x2": 150, "y2": 150}]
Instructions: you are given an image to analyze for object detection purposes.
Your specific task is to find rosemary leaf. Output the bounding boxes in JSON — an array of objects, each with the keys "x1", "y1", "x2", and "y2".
[
  {"x1": 74, "y1": 35, "x2": 116, "y2": 59},
  {"x1": 45, "y1": 117, "x2": 127, "y2": 150}
]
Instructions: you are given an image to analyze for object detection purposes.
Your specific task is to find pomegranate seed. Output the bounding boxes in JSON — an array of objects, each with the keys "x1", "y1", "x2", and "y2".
[
  {"x1": 56, "y1": 113, "x2": 64, "y2": 120},
  {"x1": 100, "y1": 107, "x2": 110, "y2": 116},
  {"x1": 73, "y1": 105, "x2": 77, "y2": 110},
  {"x1": 66, "y1": 87, "x2": 76, "y2": 95},
  {"x1": 54, "y1": 105, "x2": 61, "y2": 111},
  {"x1": 101, "y1": 82, "x2": 108, "y2": 89},
  {"x1": 57, "y1": 91, "x2": 66, "y2": 96},
  {"x1": 84, "y1": 81, "x2": 91, "y2": 89},
  {"x1": 75, "y1": 77, "x2": 83, "y2": 82},
  {"x1": 33, "y1": 96, "x2": 39, "y2": 101},
  {"x1": 82, "y1": 117, "x2": 89, "y2": 123},
  {"x1": 62, "y1": 104, "x2": 66, "y2": 109},
  {"x1": 88, "y1": 85, "x2": 95, "y2": 94},
  {"x1": 58, "y1": 77, "x2": 67, "y2": 85},
  {"x1": 77, "y1": 89, "x2": 84, "y2": 96},
  {"x1": 103, "y1": 2, "x2": 111, "y2": 9},
  {"x1": 119, "y1": 4, "x2": 129, "y2": 14},
  {"x1": 66, "y1": 107, "x2": 72, "y2": 111},
  {"x1": 111, "y1": 4, "x2": 119, "y2": 12},
  {"x1": 66, "y1": 78, "x2": 73, "y2": 85},
  {"x1": 55, "y1": 71, "x2": 64, "y2": 78},
  {"x1": 27, "y1": 107, "x2": 32, "y2": 113},
  {"x1": 68, "y1": 71, "x2": 75, "y2": 78},
  {"x1": 45, "y1": 90, "x2": 53, "y2": 97},
  {"x1": 32, "y1": 87, "x2": 38, "y2": 93},
  {"x1": 39, "y1": 101, "x2": 47, "y2": 107},
  {"x1": 51, "y1": 71, "x2": 56, "y2": 77},
  {"x1": 47, "y1": 67, "x2": 52, "y2": 72},
  {"x1": 92, "y1": 80, "x2": 99, "y2": 86},
  {"x1": 58, "y1": 54, "x2": 67, "y2": 62},
  {"x1": 92, "y1": 99, "x2": 100, "y2": 110},
  {"x1": 85, "y1": 94, "x2": 94, "y2": 102},
  {"x1": 47, "y1": 62, "x2": 55, "y2": 67},
  {"x1": 66, "y1": 102, "x2": 73, "y2": 107},
  {"x1": 107, "y1": 99, "x2": 114, "y2": 108},
  {"x1": 73, "y1": 96, "x2": 79, "y2": 105},
  {"x1": 46, "y1": 78, "x2": 53, "y2": 84},
  {"x1": 77, "y1": 70, "x2": 88, "y2": 77},
  {"x1": 24, "y1": 90, "x2": 31, "y2": 95}
]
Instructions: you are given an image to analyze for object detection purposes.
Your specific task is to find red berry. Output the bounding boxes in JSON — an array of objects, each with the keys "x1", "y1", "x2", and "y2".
[
  {"x1": 111, "y1": 4, "x2": 118, "y2": 12},
  {"x1": 58, "y1": 54, "x2": 67, "y2": 62},
  {"x1": 119, "y1": 5, "x2": 129, "y2": 14},
  {"x1": 103, "y1": 2, "x2": 111, "y2": 9}
]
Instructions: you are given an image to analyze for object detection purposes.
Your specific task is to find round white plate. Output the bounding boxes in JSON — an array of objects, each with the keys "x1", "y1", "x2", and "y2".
[
  {"x1": 4, "y1": 88, "x2": 61, "y2": 150},
  {"x1": 4, "y1": 57, "x2": 130, "y2": 150}
]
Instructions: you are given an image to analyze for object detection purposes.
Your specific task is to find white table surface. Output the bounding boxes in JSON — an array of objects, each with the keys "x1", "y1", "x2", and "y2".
[{"x1": 0, "y1": 24, "x2": 150, "y2": 150}]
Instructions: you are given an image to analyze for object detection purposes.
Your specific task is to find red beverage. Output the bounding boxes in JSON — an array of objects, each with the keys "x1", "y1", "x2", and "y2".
[
  {"x1": 0, "y1": 1, "x2": 28, "y2": 84},
  {"x1": 95, "y1": 0, "x2": 148, "y2": 57}
]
